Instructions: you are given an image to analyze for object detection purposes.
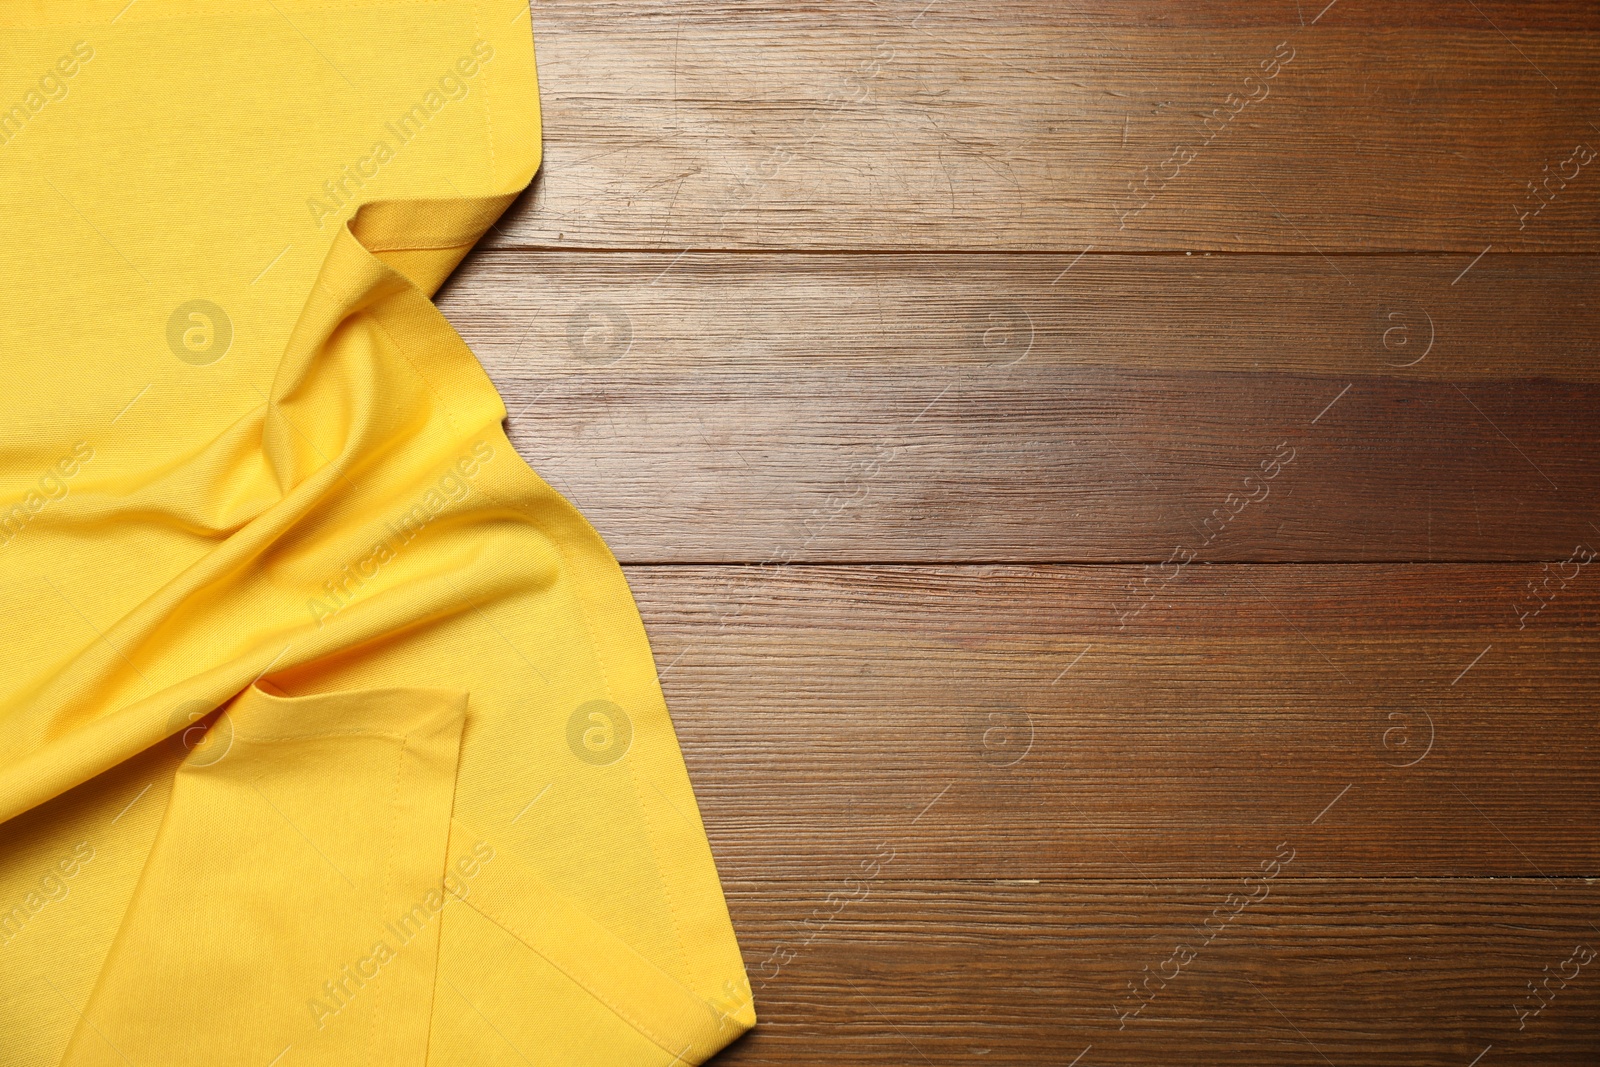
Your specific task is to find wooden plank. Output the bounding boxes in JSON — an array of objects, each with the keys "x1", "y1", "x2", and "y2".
[
  {"x1": 440, "y1": 252, "x2": 1600, "y2": 563},
  {"x1": 947, "y1": 2, "x2": 1600, "y2": 29},
  {"x1": 502, "y1": 0, "x2": 1600, "y2": 250},
  {"x1": 717, "y1": 879, "x2": 1600, "y2": 1066},
  {"x1": 628, "y1": 564, "x2": 1600, "y2": 879},
  {"x1": 447, "y1": 251, "x2": 1600, "y2": 379}
]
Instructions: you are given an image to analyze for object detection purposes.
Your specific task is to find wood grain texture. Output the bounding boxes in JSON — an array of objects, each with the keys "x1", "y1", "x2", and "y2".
[
  {"x1": 716, "y1": 879, "x2": 1600, "y2": 1066},
  {"x1": 633, "y1": 564, "x2": 1600, "y2": 880},
  {"x1": 500, "y1": 0, "x2": 1600, "y2": 251},
  {"x1": 461, "y1": 1, "x2": 1600, "y2": 1061},
  {"x1": 438, "y1": 252, "x2": 1600, "y2": 563},
  {"x1": 942, "y1": 1, "x2": 1600, "y2": 29},
  {"x1": 444, "y1": 251, "x2": 1600, "y2": 379}
]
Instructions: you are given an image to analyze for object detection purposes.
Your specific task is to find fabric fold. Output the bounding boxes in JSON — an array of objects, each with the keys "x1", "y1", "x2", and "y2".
[
  {"x1": 62, "y1": 684, "x2": 470, "y2": 1066},
  {"x1": 0, "y1": 3, "x2": 753, "y2": 1063}
]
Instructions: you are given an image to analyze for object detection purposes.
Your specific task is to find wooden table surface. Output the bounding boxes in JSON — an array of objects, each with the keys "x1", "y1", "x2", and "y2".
[{"x1": 439, "y1": 2, "x2": 1600, "y2": 1062}]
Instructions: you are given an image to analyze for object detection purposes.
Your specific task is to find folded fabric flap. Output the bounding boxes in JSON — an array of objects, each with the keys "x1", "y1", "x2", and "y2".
[
  {"x1": 59, "y1": 684, "x2": 468, "y2": 1067},
  {"x1": 438, "y1": 818, "x2": 755, "y2": 1066},
  {"x1": 351, "y1": 191, "x2": 521, "y2": 296}
]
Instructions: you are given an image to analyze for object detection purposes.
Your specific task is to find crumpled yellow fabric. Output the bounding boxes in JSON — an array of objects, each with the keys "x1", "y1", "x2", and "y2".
[{"x1": 0, "y1": 2, "x2": 754, "y2": 1063}]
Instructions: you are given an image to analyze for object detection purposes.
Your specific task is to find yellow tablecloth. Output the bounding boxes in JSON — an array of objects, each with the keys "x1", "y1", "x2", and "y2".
[{"x1": 0, "y1": 3, "x2": 754, "y2": 1063}]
